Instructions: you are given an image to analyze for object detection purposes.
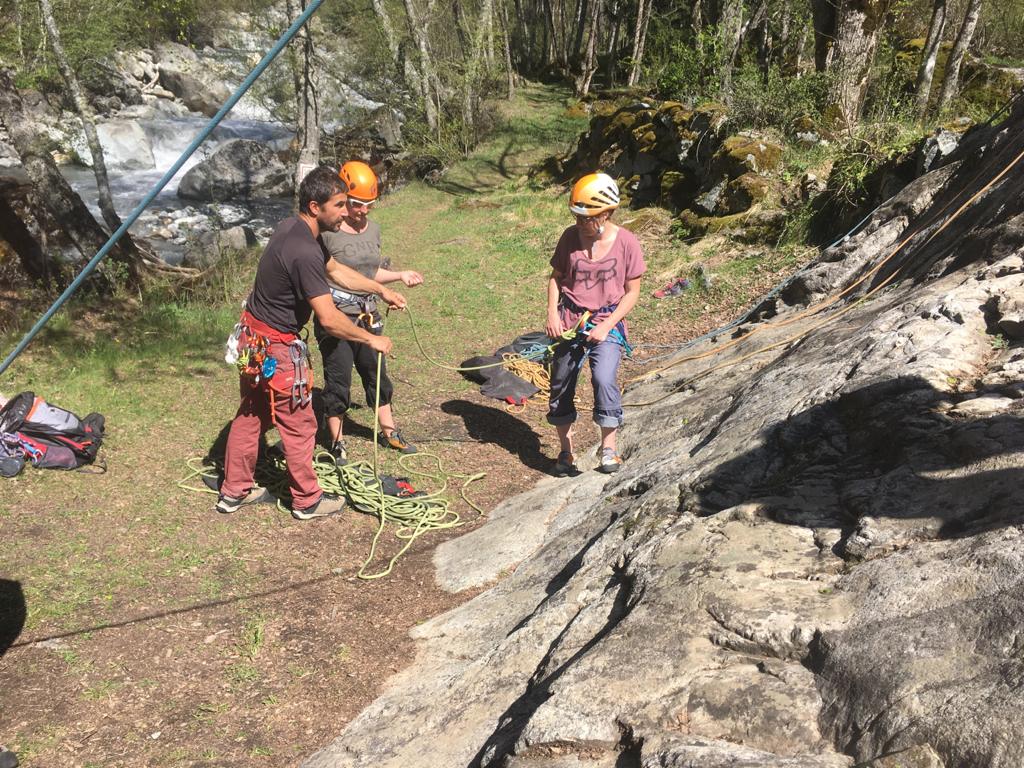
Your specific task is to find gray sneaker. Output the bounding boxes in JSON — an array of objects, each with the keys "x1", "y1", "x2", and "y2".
[
  {"x1": 598, "y1": 448, "x2": 622, "y2": 474},
  {"x1": 216, "y1": 485, "x2": 273, "y2": 514},
  {"x1": 292, "y1": 493, "x2": 345, "y2": 520}
]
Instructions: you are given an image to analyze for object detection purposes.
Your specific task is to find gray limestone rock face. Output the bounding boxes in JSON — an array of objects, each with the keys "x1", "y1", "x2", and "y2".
[
  {"x1": 177, "y1": 139, "x2": 290, "y2": 202},
  {"x1": 305, "y1": 99, "x2": 1024, "y2": 767}
]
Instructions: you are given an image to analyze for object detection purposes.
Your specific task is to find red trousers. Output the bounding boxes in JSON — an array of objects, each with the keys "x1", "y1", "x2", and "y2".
[{"x1": 221, "y1": 340, "x2": 321, "y2": 510}]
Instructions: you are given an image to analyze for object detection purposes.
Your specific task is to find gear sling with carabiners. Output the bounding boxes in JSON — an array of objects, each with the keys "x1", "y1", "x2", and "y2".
[{"x1": 229, "y1": 309, "x2": 314, "y2": 424}]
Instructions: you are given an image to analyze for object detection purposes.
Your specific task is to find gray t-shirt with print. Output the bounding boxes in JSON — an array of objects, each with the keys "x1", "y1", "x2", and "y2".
[{"x1": 321, "y1": 221, "x2": 389, "y2": 316}]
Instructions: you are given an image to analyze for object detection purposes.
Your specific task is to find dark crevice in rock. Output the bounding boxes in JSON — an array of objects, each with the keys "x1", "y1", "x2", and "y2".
[
  {"x1": 473, "y1": 567, "x2": 639, "y2": 768},
  {"x1": 613, "y1": 721, "x2": 643, "y2": 767}
]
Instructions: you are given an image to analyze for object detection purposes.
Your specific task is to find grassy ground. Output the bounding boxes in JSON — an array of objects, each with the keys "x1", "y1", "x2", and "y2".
[{"x1": 0, "y1": 82, "x2": 812, "y2": 767}]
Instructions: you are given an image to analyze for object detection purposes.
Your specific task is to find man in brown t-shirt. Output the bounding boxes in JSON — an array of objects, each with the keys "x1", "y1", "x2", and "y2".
[{"x1": 219, "y1": 166, "x2": 396, "y2": 520}]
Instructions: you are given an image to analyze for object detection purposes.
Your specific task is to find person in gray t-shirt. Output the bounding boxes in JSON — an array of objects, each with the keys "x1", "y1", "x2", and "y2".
[{"x1": 315, "y1": 161, "x2": 424, "y2": 464}]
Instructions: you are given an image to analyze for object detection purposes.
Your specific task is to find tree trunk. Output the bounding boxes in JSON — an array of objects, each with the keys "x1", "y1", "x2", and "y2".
[
  {"x1": 499, "y1": 0, "x2": 517, "y2": 97},
  {"x1": 571, "y1": 0, "x2": 588, "y2": 62},
  {"x1": 371, "y1": 0, "x2": 427, "y2": 100},
  {"x1": 452, "y1": 0, "x2": 471, "y2": 56},
  {"x1": 513, "y1": 0, "x2": 533, "y2": 70},
  {"x1": 38, "y1": 0, "x2": 121, "y2": 234},
  {"x1": 793, "y1": 21, "x2": 809, "y2": 76},
  {"x1": 0, "y1": 190, "x2": 53, "y2": 286},
  {"x1": 604, "y1": 0, "x2": 621, "y2": 85},
  {"x1": 935, "y1": 0, "x2": 982, "y2": 113},
  {"x1": 717, "y1": 0, "x2": 744, "y2": 99},
  {"x1": 13, "y1": 0, "x2": 26, "y2": 64},
  {"x1": 0, "y1": 68, "x2": 139, "y2": 291},
  {"x1": 574, "y1": 0, "x2": 602, "y2": 95},
  {"x1": 401, "y1": 0, "x2": 440, "y2": 132},
  {"x1": 626, "y1": 0, "x2": 650, "y2": 86},
  {"x1": 543, "y1": 0, "x2": 559, "y2": 66},
  {"x1": 286, "y1": 0, "x2": 320, "y2": 205},
  {"x1": 913, "y1": 0, "x2": 947, "y2": 118},
  {"x1": 810, "y1": 0, "x2": 837, "y2": 71},
  {"x1": 827, "y1": 0, "x2": 889, "y2": 128},
  {"x1": 775, "y1": 0, "x2": 792, "y2": 69}
]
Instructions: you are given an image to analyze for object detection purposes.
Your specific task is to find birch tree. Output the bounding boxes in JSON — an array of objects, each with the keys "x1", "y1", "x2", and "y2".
[
  {"x1": 936, "y1": 0, "x2": 983, "y2": 113},
  {"x1": 914, "y1": 0, "x2": 947, "y2": 118},
  {"x1": 37, "y1": 0, "x2": 121, "y2": 233}
]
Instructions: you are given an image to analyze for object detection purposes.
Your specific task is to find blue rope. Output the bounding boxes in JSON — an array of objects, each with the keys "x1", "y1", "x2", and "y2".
[{"x1": 0, "y1": 0, "x2": 325, "y2": 378}]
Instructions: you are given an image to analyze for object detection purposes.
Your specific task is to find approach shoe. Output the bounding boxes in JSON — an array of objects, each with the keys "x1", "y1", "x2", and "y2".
[
  {"x1": 552, "y1": 450, "x2": 578, "y2": 477},
  {"x1": 328, "y1": 439, "x2": 348, "y2": 466},
  {"x1": 598, "y1": 448, "x2": 623, "y2": 474},
  {"x1": 291, "y1": 493, "x2": 346, "y2": 521},
  {"x1": 378, "y1": 429, "x2": 418, "y2": 454},
  {"x1": 216, "y1": 485, "x2": 272, "y2": 514}
]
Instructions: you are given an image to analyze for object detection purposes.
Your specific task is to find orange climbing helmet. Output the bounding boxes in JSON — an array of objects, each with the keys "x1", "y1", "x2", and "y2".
[
  {"x1": 569, "y1": 172, "x2": 619, "y2": 216},
  {"x1": 339, "y1": 160, "x2": 379, "y2": 204}
]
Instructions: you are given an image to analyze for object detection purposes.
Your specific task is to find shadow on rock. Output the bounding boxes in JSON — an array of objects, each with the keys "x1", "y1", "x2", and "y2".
[
  {"x1": 0, "y1": 579, "x2": 26, "y2": 657},
  {"x1": 691, "y1": 375, "x2": 1024, "y2": 556},
  {"x1": 441, "y1": 399, "x2": 550, "y2": 472}
]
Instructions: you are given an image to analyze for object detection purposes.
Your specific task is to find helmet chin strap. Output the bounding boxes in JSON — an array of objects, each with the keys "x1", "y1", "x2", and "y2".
[{"x1": 596, "y1": 224, "x2": 605, "y2": 235}]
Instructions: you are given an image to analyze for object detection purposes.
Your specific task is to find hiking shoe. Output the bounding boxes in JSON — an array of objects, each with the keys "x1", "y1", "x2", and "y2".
[
  {"x1": 328, "y1": 439, "x2": 348, "y2": 466},
  {"x1": 598, "y1": 448, "x2": 623, "y2": 474},
  {"x1": 291, "y1": 493, "x2": 346, "y2": 521},
  {"x1": 553, "y1": 450, "x2": 578, "y2": 477},
  {"x1": 379, "y1": 429, "x2": 418, "y2": 454},
  {"x1": 216, "y1": 485, "x2": 272, "y2": 514}
]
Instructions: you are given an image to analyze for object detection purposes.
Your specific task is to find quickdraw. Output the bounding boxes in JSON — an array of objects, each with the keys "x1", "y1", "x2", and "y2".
[{"x1": 288, "y1": 339, "x2": 312, "y2": 407}]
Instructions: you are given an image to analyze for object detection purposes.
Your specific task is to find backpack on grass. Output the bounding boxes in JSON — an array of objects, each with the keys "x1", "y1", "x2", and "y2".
[{"x1": 0, "y1": 392, "x2": 105, "y2": 476}]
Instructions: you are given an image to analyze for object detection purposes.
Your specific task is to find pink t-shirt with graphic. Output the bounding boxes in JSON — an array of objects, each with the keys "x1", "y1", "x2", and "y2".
[{"x1": 550, "y1": 225, "x2": 646, "y2": 324}]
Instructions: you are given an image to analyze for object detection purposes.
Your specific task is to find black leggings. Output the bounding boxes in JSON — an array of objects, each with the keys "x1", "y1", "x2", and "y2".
[{"x1": 316, "y1": 324, "x2": 394, "y2": 418}]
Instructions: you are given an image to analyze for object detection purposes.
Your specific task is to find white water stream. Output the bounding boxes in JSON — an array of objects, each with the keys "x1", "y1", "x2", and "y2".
[{"x1": 63, "y1": 114, "x2": 294, "y2": 263}]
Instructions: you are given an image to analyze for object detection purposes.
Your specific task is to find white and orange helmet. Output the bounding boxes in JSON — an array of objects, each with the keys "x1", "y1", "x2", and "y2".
[{"x1": 569, "y1": 172, "x2": 620, "y2": 216}]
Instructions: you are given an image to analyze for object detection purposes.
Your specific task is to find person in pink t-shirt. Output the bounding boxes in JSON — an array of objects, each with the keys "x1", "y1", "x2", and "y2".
[{"x1": 545, "y1": 173, "x2": 646, "y2": 475}]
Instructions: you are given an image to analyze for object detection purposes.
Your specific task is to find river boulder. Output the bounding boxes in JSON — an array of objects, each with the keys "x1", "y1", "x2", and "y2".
[
  {"x1": 155, "y1": 42, "x2": 232, "y2": 118},
  {"x1": 177, "y1": 139, "x2": 291, "y2": 202}
]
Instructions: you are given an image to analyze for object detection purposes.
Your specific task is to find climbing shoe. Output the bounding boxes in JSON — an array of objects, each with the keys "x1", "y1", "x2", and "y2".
[
  {"x1": 378, "y1": 429, "x2": 418, "y2": 454},
  {"x1": 328, "y1": 439, "x2": 348, "y2": 466},
  {"x1": 291, "y1": 493, "x2": 345, "y2": 521},
  {"x1": 553, "y1": 450, "x2": 578, "y2": 477},
  {"x1": 216, "y1": 485, "x2": 272, "y2": 514},
  {"x1": 598, "y1": 448, "x2": 623, "y2": 474}
]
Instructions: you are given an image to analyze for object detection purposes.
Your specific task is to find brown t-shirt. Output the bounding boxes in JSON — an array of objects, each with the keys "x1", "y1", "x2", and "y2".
[{"x1": 246, "y1": 217, "x2": 331, "y2": 334}]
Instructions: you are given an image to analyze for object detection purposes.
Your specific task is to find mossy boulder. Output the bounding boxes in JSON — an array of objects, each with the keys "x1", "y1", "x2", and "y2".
[
  {"x1": 689, "y1": 102, "x2": 730, "y2": 137},
  {"x1": 617, "y1": 205, "x2": 675, "y2": 237},
  {"x1": 720, "y1": 173, "x2": 775, "y2": 214},
  {"x1": 632, "y1": 126, "x2": 658, "y2": 149},
  {"x1": 675, "y1": 207, "x2": 787, "y2": 244},
  {"x1": 659, "y1": 169, "x2": 701, "y2": 209},
  {"x1": 604, "y1": 110, "x2": 638, "y2": 138},
  {"x1": 564, "y1": 101, "x2": 591, "y2": 119},
  {"x1": 715, "y1": 134, "x2": 783, "y2": 177},
  {"x1": 962, "y1": 62, "x2": 1023, "y2": 114},
  {"x1": 592, "y1": 100, "x2": 620, "y2": 119}
]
